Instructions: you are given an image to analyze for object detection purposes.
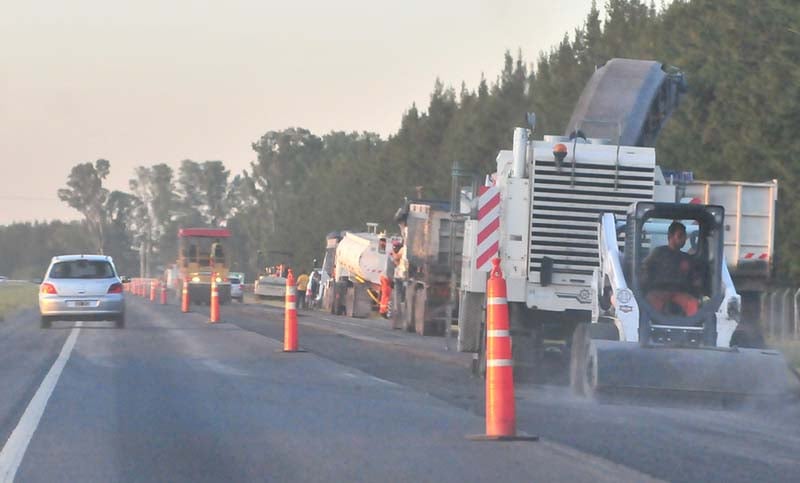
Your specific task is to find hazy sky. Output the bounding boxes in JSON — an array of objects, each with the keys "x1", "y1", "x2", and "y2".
[{"x1": 1, "y1": 0, "x2": 597, "y2": 225}]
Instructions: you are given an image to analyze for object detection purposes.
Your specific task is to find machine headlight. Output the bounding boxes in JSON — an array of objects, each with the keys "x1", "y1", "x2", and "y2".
[
  {"x1": 616, "y1": 289, "x2": 632, "y2": 304},
  {"x1": 191, "y1": 276, "x2": 200, "y2": 282}
]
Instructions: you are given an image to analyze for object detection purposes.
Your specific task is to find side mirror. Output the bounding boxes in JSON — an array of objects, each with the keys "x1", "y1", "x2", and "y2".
[{"x1": 120, "y1": 276, "x2": 131, "y2": 283}]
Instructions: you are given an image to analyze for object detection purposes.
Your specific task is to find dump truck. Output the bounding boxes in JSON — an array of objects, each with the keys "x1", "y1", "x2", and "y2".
[
  {"x1": 682, "y1": 179, "x2": 778, "y2": 333},
  {"x1": 392, "y1": 200, "x2": 464, "y2": 336}
]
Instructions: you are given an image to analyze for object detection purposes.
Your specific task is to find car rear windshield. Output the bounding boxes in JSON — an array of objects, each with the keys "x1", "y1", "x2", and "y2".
[
  {"x1": 229, "y1": 277, "x2": 241, "y2": 284},
  {"x1": 49, "y1": 260, "x2": 115, "y2": 279}
]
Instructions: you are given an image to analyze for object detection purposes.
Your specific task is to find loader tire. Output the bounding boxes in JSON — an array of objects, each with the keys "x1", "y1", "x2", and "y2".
[
  {"x1": 590, "y1": 317, "x2": 620, "y2": 340},
  {"x1": 730, "y1": 323, "x2": 766, "y2": 349},
  {"x1": 570, "y1": 323, "x2": 598, "y2": 398}
]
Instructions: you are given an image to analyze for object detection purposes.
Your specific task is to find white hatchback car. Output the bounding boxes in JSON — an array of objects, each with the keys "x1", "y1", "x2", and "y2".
[
  {"x1": 229, "y1": 275, "x2": 244, "y2": 302},
  {"x1": 38, "y1": 254, "x2": 126, "y2": 328}
]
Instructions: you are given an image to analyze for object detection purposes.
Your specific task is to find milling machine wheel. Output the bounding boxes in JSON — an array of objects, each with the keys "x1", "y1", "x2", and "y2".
[
  {"x1": 403, "y1": 286, "x2": 417, "y2": 333},
  {"x1": 570, "y1": 323, "x2": 598, "y2": 398},
  {"x1": 471, "y1": 322, "x2": 487, "y2": 379}
]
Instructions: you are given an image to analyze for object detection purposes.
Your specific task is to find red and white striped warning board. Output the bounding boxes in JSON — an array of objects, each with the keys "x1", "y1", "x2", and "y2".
[
  {"x1": 476, "y1": 185, "x2": 501, "y2": 270},
  {"x1": 742, "y1": 253, "x2": 769, "y2": 260}
]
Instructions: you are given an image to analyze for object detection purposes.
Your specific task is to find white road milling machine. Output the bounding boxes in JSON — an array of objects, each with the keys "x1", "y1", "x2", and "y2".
[{"x1": 458, "y1": 58, "x2": 798, "y2": 400}]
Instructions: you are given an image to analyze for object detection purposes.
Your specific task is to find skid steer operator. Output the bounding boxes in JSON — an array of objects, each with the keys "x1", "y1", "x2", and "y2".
[{"x1": 641, "y1": 221, "x2": 703, "y2": 317}]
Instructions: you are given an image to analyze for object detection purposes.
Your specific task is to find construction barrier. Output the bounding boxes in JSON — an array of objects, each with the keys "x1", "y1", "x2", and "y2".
[
  {"x1": 468, "y1": 258, "x2": 536, "y2": 442},
  {"x1": 160, "y1": 282, "x2": 168, "y2": 305},
  {"x1": 150, "y1": 280, "x2": 157, "y2": 302},
  {"x1": 210, "y1": 274, "x2": 220, "y2": 323},
  {"x1": 284, "y1": 269, "x2": 299, "y2": 352},
  {"x1": 181, "y1": 278, "x2": 190, "y2": 313}
]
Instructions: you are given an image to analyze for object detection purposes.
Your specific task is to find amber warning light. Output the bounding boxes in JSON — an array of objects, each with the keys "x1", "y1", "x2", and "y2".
[{"x1": 553, "y1": 143, "x2": 568, "y2": 162}]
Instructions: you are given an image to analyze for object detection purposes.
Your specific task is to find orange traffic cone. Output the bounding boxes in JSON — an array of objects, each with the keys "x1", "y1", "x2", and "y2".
[
  {"x1": 210, "y1": 275, "x2": 220, "y2": 323},
  {"x1": 150, "y1": 279, "x2": 157, "y2": 302},
  {"x1": 283, "y1": 269, "x2": 302, "y2": 352},
  {"x1": 160, "y1": 281, "x2": 168, "y2": 305},
  {"x1": 181, "y1": 278, "x2": 190, "y2": 313},
  {"x1": 468, "y1": 258, "x2": 537, "y2": 442},
  {"x1": 379, "y1": 275, "x2": 392, "y2": 318}
]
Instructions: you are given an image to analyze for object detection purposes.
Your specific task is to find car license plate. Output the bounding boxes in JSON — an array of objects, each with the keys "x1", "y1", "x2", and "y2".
[{"x1": 68, "y1": 300, "x2": 97, "y2": 308}]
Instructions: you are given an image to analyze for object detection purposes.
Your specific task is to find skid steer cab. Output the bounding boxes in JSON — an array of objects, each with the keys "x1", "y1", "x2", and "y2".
[
  {"x1": 623, "y1": 202, "x2": 732, "y2": 348},
  {"x1": 571, "y1": 201, "x2": 798, "y2": 401}
]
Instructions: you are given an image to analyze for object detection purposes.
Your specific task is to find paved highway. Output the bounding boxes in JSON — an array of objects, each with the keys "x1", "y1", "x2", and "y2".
[
  {"x1": 225, "y1": 298, "x2": 800, "y2": 483},
  {"x1": 0, "y1": 298, "x2": 652, "y2": 482}
]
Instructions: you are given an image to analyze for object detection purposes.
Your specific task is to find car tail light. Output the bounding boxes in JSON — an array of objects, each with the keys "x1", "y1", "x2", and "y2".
[
  {"x1": 108, "y1": 282, "x2": 123, "y2": 294},
  {"x1": 40, "y1": 283, "x2": 57, "y2": 294}
]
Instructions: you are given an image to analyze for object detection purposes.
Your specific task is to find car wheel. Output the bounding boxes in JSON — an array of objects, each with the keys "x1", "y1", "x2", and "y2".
[
  {"x1": 115, "y1": 313, "x2": 125, "y2": 329},
  {"x1": 40, "y1": 316, "x2": 52, "y2": 329}
]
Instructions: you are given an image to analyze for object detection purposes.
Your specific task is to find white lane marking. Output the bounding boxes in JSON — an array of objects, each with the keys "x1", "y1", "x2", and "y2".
[
  {"x1": 0, "y1": 323, "x2": 82, "y2": 483},
  {"x1": 341, "y1": 371, "x2": 400, "y2": 387}
]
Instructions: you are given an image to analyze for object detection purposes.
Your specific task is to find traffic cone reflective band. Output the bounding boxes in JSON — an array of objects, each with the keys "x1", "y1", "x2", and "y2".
[
  {"x1": 379, "y1": 275, "x2": 391, "y2": 317},
  {"x1": 284, "y1": 269, "x2": 299, "y2": 352},
  {"x1": 160, "y1": 282, "x2": 168, "y2": 305},
  {"x1": 210, "y1": 275, "x2": 220, "y2": 323},
  {"x1": 181, "y1": 278, "x2": 190, "y2": 313},
  {"x1": 468, "y1": 258, "x2": 537, "y2": 442},
  {"x1": 150, "y1": 280, "x2": 157, "y2": 302}
]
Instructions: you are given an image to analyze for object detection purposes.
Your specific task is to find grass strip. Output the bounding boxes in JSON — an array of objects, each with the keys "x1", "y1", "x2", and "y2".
[{"x1": 0, "y1": 282, "x2": 38, "y2": 321}]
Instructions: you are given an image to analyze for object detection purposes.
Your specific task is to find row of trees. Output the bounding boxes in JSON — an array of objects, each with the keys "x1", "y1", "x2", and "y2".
[
  {"x1": 45, "y1": 159, "x2": 247, "y2": 277},
  {"x1": 2, "y1": 0, "x2": 799, "y2": 282}
]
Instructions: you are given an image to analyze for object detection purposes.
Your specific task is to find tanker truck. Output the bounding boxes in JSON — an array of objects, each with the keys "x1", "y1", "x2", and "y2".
[{"x1": 330, "y1": 224, "x2": 393, "y2": 317}]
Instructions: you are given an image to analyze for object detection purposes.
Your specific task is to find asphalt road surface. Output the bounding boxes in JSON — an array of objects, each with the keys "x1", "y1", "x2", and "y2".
[{"x1": 1, "y1": 294, "x2": 799, "y2": 482}]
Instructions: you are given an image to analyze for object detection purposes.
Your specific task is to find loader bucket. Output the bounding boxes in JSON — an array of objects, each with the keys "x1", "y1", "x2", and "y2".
[{"x1": 585, "y1": 341, "x2": 800, "y2": 403}]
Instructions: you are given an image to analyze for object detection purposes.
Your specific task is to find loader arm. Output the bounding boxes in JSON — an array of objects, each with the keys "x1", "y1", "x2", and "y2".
[{"x1": 598, "y1": 213, "x2": 639, "y2": 342}]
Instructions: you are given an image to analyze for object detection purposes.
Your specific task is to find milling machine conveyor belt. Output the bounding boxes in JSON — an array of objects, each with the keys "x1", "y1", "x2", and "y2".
[{"x1": 565, "y1": 58, "x2": 686, "y2": 147}]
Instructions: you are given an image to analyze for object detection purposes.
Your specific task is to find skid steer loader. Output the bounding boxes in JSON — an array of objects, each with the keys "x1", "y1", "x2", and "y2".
[{"x1": 570, "y1": 201, "x2": 798, "y2": 401}]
